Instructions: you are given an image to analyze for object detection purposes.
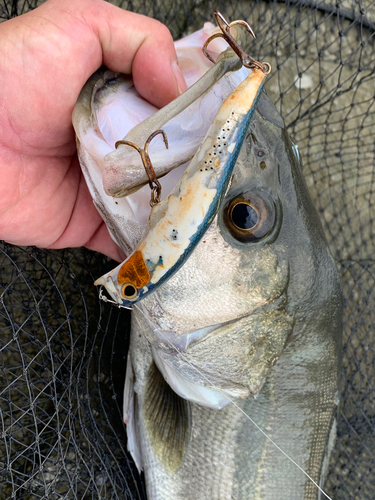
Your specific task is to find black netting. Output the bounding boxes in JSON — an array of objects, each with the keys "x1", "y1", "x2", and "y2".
[
  {"x1": 0, "y1": 0, "x2": 374, "y2": 499},
  {"x1": 0, "y1": 246, "x2": 144, "y2": 499}
]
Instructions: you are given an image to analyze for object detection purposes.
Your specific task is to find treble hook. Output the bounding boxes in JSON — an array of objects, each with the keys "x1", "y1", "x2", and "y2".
[
  {"x1": 203, "y1": 11, "x2": 271, "y2": 75},
  {"x1": 115, "y1": 130, "x2": 168, "y2": 207}
]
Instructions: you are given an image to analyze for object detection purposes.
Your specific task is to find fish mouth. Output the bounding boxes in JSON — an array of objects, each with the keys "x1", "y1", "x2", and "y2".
[{"x1": 100, "y1": 29, "x2": 246, "y2": 199}]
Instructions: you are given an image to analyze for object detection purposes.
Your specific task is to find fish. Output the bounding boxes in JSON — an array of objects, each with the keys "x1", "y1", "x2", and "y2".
[
  {"x1": 124, "y1": 98, "x2": 343, "y2": 500},
  {"x1": 72, "y1": 19, "x2": 343, "y2": 500}
]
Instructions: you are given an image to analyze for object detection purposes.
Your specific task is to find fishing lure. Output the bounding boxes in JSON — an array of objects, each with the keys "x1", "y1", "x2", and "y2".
[{"x1": 95, "y1": 13, "x2": 271, "y2": 308}]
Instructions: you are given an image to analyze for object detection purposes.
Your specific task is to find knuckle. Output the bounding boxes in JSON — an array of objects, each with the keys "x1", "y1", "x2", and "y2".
[{"x1": 153, "y1": 21, "x2": 173, "y2": 43}]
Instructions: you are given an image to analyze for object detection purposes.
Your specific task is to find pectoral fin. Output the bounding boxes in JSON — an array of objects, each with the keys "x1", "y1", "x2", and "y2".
[
  {"x1": 144, "y1": 361, "x2": 191, "y2": 473},
  {"x1": 123, "y1": 354, "x2": 143, "y2": 472}
]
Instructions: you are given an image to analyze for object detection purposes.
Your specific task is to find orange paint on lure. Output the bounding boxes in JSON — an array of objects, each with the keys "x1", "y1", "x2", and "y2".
[{"x1": 117, "y1": 251, "x2": 151, "y2": 299}]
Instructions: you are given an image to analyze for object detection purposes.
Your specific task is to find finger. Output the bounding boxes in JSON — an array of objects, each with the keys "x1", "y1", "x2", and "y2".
[
  {"x1": 84, "y1": 221, "x2": 127, "y2": 263},
  {"x1": 46, "y1": 162, "x2": 126, "y2": 262},
  {"x1": 90, "y1": 3, "x2": 187, "y2": 107},
  {"x1": 47, "y1": 0, "x2": 187, "y2": 108}
]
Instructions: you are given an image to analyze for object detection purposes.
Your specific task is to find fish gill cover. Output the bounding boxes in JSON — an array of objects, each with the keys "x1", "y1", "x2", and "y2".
[{"x1": 0, "y1": 0, "x2": 374, "y2": 499}]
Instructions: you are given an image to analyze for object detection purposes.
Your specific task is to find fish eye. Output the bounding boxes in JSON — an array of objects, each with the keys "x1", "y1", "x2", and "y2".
[
  {"x1": 121, "y1": 282, "x2": 138, "y2": 300},
  {"x1": 223, "y1": 191, "x2": 276, "y2": 243}
]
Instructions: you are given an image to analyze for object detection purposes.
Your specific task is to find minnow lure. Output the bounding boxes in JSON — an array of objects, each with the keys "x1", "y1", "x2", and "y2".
[
  {"x1": 94, "y1": 12, "x2": 270, "y2": 307},
  {"x1": 95, "y1": 62, "x2": 270, "y2": 307}
]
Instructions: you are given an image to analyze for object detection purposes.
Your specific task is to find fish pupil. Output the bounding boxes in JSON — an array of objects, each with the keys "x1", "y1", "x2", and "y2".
[{"x1": 231, "y1": 203, "x2": 258, "y2": 230}]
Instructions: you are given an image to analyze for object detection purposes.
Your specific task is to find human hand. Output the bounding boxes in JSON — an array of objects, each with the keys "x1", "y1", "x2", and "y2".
[{"x1": 0, "y1": 0, "x2": 186, "y2": 261}]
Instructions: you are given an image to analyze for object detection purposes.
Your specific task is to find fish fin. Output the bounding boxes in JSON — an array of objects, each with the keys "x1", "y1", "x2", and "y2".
[
  {"x1": 257, "y1": 91, "x2": 285, "y2": 129},
  {"x1": 152, "y1": 347, "x2": 231, "y2": 409},
  {"x1": 123, "y1": 354, "x2": 143, "y2": 472},
  {"x1": 144, "y1": 361, "x2": 191, "y2": 473}
]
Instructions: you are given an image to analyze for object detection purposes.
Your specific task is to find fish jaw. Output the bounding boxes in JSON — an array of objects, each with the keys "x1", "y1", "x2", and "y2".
[{"x1": 94, "y1": 68, "x2": 268, "y2": 308}]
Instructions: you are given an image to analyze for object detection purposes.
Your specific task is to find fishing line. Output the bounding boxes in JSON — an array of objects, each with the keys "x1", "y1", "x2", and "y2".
[{"x1": 133, "y1": 305, "x2": 333, "y2": 500}]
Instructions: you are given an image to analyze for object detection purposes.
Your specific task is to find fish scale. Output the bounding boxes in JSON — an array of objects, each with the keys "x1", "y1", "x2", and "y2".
[{"x1": 131, "y1": 294, "x2": 339, "y2": 500}]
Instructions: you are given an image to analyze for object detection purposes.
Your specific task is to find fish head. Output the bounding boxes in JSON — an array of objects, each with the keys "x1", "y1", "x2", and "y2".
[{"x1": 134, "y1": 93, "x2": 338, "y2": 409}]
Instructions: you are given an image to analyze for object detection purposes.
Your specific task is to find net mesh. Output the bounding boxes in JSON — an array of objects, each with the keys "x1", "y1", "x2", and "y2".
[{"x1": 0, "y1": 0, "x2": 374, "y2": 498}]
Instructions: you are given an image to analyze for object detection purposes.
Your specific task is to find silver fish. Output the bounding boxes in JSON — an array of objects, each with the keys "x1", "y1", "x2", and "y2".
[
  {"x1": 124, "y1": 93, "x2": 342, "y2": 499},
  {"x1": 73, "y1": 21, "x2": 342, "y2": 500}
]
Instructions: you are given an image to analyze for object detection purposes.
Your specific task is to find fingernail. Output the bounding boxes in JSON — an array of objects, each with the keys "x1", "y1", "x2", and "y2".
[{"x1": 171, "y1": 60, "x2": 187, "y2": 95}]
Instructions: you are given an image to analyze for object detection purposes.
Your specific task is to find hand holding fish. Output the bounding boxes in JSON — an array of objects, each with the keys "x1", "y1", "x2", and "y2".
[{"x1": 0, "y1": 0, "x2": 186, "y2": 261}]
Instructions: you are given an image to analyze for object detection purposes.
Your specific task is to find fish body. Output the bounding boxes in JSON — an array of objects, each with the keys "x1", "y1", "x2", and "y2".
[
  {"x1": 126, "y1": 98, "x2": 342, "y2": 499},
  {"x1": 73, "y1": 24, "x2": 342, "y2": 500},
  {"x1": 94, "y1": 68, "x2": 267, "y2": 306}
]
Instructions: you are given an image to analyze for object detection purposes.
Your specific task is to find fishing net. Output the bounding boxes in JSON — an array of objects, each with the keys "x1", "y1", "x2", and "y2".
[{"x1": 0, "y1": 0, "x2": 374, "y2": 498}]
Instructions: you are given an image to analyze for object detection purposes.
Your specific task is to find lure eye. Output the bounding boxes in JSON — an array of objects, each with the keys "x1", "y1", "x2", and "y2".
[
  {"x1": 121, "y1": 282, "x2": 138, "y2": 301},
  {"x1": 224, "y1": 191, "x2": 276, "y2": 243}
]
